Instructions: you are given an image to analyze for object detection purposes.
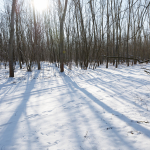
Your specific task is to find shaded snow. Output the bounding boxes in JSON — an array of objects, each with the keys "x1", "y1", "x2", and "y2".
[{"x1": 0, "y1": 62, "x2": 150, "y2": 150}]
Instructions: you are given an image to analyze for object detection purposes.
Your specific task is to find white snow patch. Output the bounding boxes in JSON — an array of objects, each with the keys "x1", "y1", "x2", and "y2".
[{"x1": 0, "y1": 62, "x2": 150, "y2": 150}]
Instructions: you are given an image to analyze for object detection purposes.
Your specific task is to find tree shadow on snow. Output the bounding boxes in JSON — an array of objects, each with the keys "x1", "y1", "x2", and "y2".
[
  {"x1": 0, "y1": 70, "x2": 44, "y2": 149},
  {"x1": 62, "y1": 74, "x2": 150, "y2": 149}
]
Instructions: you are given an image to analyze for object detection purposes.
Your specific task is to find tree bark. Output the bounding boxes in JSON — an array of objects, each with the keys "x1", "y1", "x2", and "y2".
[
  {"x1": 9, "y1": 0, "x2": 16, "y2": 77},
  {"x1": 59, "y1": 0, "x2": 68, "y2": 72}
]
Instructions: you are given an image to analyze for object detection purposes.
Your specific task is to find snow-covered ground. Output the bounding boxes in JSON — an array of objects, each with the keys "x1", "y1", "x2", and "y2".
[{"x1": 0, "y1": 62, "x2": 150, "y2": 150}]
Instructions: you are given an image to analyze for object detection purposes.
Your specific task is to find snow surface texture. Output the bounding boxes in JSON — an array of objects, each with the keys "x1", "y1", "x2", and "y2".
[{"x1": 0, "y1": 62, "x2": 150, "y2": 150}]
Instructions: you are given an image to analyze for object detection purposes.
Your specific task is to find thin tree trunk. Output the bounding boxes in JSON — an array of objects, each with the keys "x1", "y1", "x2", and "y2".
[
  {"x1": 59, "y1": 0, "x2": 68, "y2": 72},
  {"x1": 16, "y1": 7, "x2": 22, "y2": 69},
  {"x1": 9, "y1": 0, "x2": 16, "y2": 77},
  {"x1": 106, "y1": 0, "x2": 109, "y2": 68}
]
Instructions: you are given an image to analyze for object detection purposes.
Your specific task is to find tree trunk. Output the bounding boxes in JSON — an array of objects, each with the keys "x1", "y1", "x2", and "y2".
[
  {"x1": 59, "y1": 0, "x2": 68, "y2": 72},
  {"x1": 9, "y1": 0, "x2": 16, "y2": 77},
  {"x1": 60, "y1": 21, "x2": 64, "y2": 72},
  {"x1": 106, "y1": 0, "x2": 109, "y2": 68}
]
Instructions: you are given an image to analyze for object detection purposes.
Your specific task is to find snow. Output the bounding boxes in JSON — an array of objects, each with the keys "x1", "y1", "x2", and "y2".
[{"x1": 0, "y1": 62, "x2": 150, "y2": 150}]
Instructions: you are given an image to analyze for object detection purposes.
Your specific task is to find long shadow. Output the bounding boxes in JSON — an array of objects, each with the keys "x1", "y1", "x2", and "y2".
[
  {"x1": 62, "y1": 75, "x2": 150, "y2": 139},
  {"x1": 0, "y1": 70, "x2": 43, "y2": 149},
  {"x1": 0, "y1": 78, "x2": 15, "y2": 102},
  {"x1": 51, "y1": 80, "x2": 83, "y2": 149},
  {"x1": 85, "y1": 77, "x2": 148, "y2": 111},
  {"x1": 75, "y1": 71, "x2": 149, "y2": 112},
  {"x1": 95, "y1": 68, "x2": 150, "y2": 84},
  {"x1": 62, "y1": 75, "x2": 137, "y2": 149},
  {"x1": 0, "y1": 78, "x2": 10, "y2": 91},
  {"x1": 0, "y1": 69, "x2": 31, "y2": 102}
]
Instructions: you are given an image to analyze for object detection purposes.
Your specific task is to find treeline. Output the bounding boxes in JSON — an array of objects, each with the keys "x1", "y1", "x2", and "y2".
[{"x1": 0, "y1": 0, "x2": 150, "y2": 75}]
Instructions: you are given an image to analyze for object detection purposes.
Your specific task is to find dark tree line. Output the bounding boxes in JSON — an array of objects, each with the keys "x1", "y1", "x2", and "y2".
[{"x1": 0, "y1": 0, "x2": 150, "y2": 77}]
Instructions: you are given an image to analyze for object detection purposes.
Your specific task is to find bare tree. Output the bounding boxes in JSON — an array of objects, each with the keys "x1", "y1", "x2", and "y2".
[
  {"x1": 58, "y1": 0, "x2": 68, "y2": 72},
  {"x1": 9, "y1": 0, "x2": 17, "y2": 77}
]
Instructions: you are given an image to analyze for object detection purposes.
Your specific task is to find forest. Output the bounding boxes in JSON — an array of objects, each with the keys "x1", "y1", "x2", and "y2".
[
  {"x1": 0, "y1": 1, "x2": 150, "y2": 150},
  {"x1": 0, "y1": 0, "x2": 149, "y2": 77}
]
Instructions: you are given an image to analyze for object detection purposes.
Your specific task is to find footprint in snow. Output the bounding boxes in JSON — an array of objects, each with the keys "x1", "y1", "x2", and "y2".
[
  {"x1": 63, "y1": 105, "x2": 68, "y2": 109},
  {"x1": 74, "y1": 103, "x2": 84, "y2": 108},
  {"x1": 106, "y1": 127, "x2": 113, "y2": 130},
  {"x1": 25, "y1": 114, "x2": 39, "y2": 119},
  {"x1": 128, "y1": 131, "x2": 141, "y2": 135},
  {"x1": 68, "y1": 100, "x2": 74, "y2": 103},
  {"x1": 54, "y1": 140, "x2": 60, "y2": 144},
  {"x1": 47, "y1": 140, "x2": 60, "y2": 146}
]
